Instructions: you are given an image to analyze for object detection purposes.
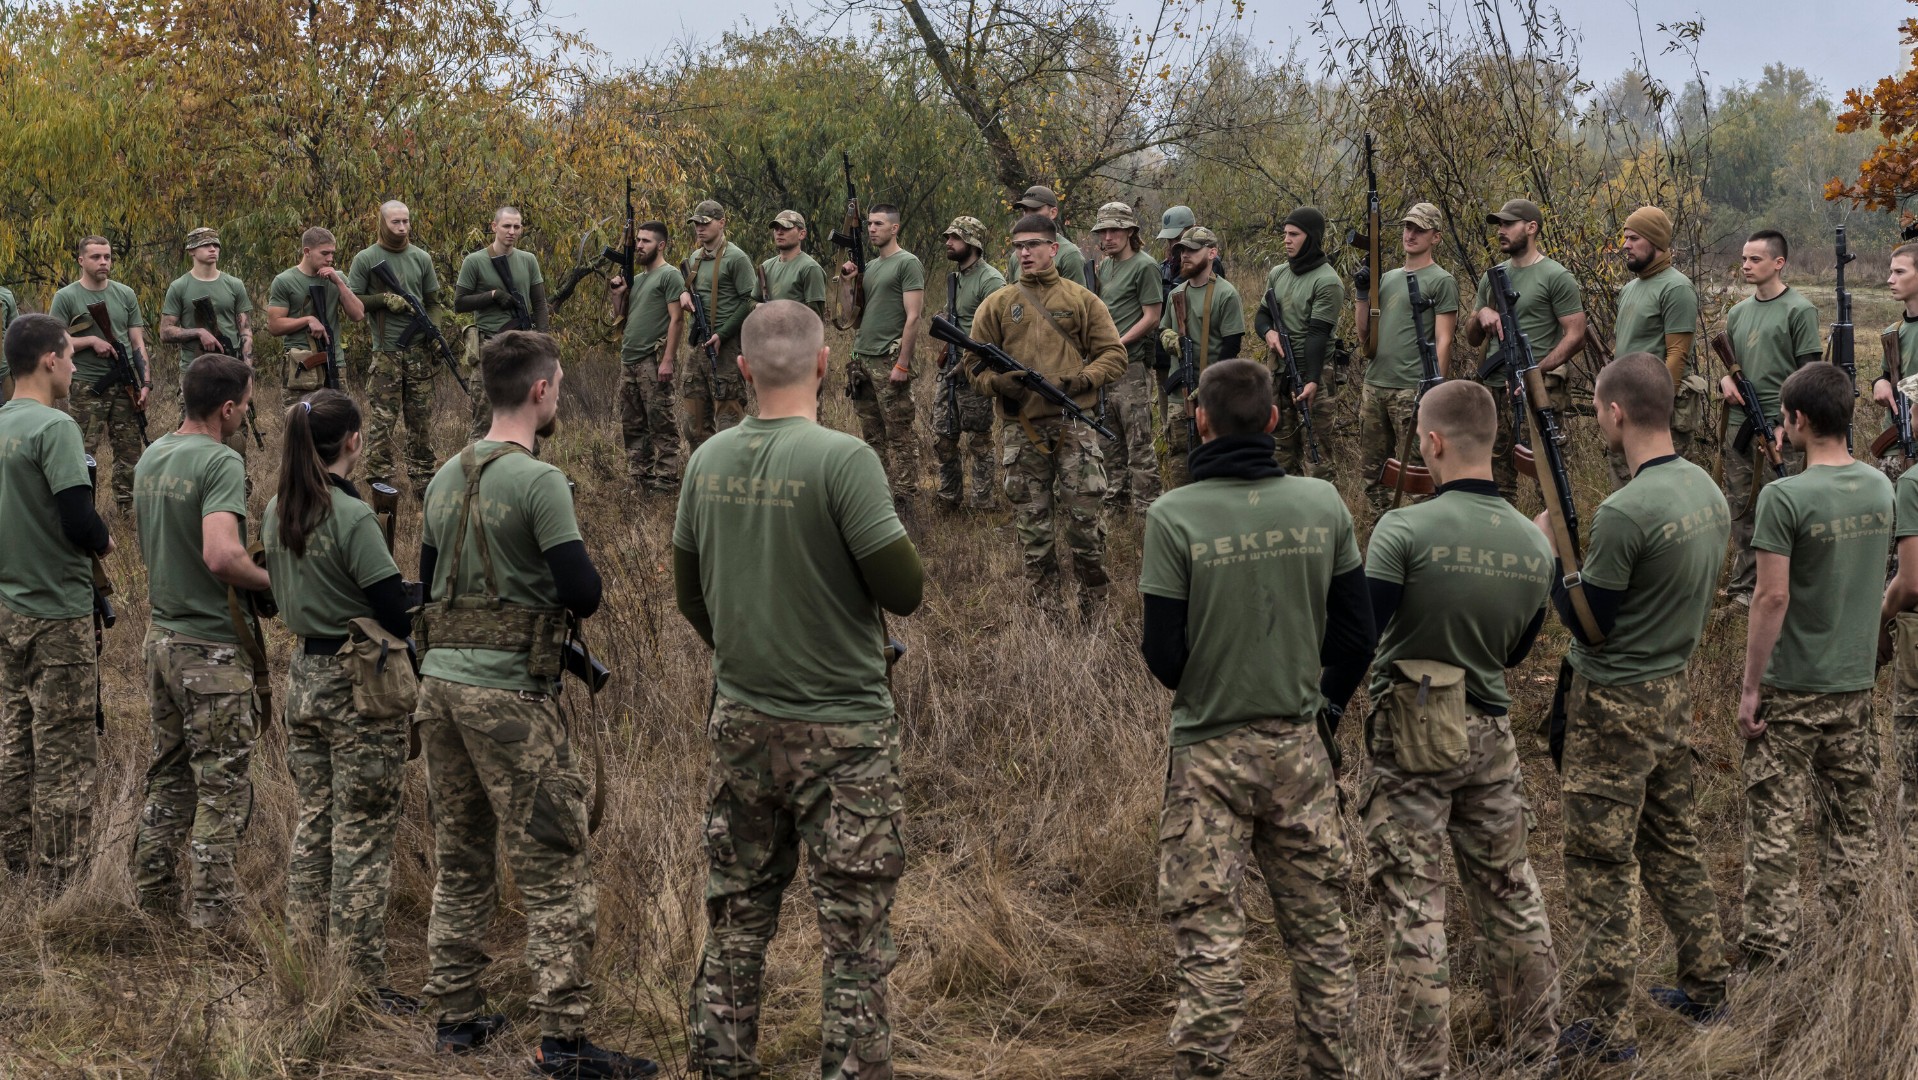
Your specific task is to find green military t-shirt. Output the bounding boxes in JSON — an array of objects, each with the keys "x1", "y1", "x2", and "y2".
[
  {"x1": 161, "y1": 271, "x2": 252, "y2": 375},
  {"x1": 1010, "y1": 236, "x2": 1086, "y2": 286},
  {"x1": 1614, "y1": 265, "x2": 1697, "y2": 358},
  {"x1": 262, "y1": 483, "x2": 401, "y2": 641},
  {"x1": 267, "y1": 267, "x2": 343, "y2": 357},
  {"x1": 1262, "y1": 261, "x2": 1345, "y2": 340},
  {"x1": 1160, "y1": 278, "x2": 1245, "y2": 368},
  {"x1": 1474, "y1": 257, "x2": 1583, "y2": 387},
  {"x1": 950, "y1": 259, "x2": 1006, "y2": 335},
  {"x1": 0, "y1": 399, "x2": 95, "y2": 620},
  {"x1": 1366, "y1": 486, "x2": 1552, "y2": 712},
  {"x1": 673, "y1": 416, "x2": 906, "y2": 723},
  {"x1": 620, "y1": 263, "x2": 687, "y2": 365},
  {"x1": 1568, "y1": 456, "x2": 1730, "y2": 685},
  {"x1": 687, "y1": 240, "x2": 756, "y2": 342},
  {"x1": 455, "y1": 247, "x2": 544, "y2": 336},
  {"x1": 419, "y1": 441, "x2": 582, "y2": 694},
  {"x1": 133, "y1": 432, "x2": 250, "y2": 643},
  {"x1": 1723, "y1": 286, "x2": 1822, "y2": 430},
  {"x1": 1099, "y1": 249, "x2": 1165, "y2": 366},
  {"x1": 345, "y1": 243, "x2": 439, "y2": 353},
  {"x1": 1140, "y1": 474, "x2": 1362, "y2": 745},
  {"x1": 1882, "y1": 317, "x2": 1918, "y2": 384},
  {"x1": 49, "y1": 280, "x2": 144, "y2": 387},
  {"x1": 1899, "y1": 466, "x2": 1918, "y2": 539},
  {"x1": 760, "y1": 252, "x2": 829, "y2": 308},
  {"x1": 1367, "y1": 263, "x2": 1459, "y2": 389},
  {"x1": 1750, "y1": 461, "x2": 1892, "y2": 693},
  {"x1": 853, "y1": 248, "x2": 925, "y2": 358}
]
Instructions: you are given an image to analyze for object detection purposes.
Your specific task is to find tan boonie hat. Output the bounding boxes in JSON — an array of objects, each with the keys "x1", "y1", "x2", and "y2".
[
  {"x1": 185, "y1": 227, "x2": 221, "y2": 250},
  {"x1": 1175, "y1": 225, "x2": 1219, "y2": 250},
  {"x1": 1401, "y1": 203, "x2": 1442, "y2": 232},
  {"x1": 943, "y1": 216, "x2": 988, "y2": 250},
  {"x1": 1487, "y1": 198, "x2": 1543, "y2": 225},
  {"x1": 769, "y1": 209, "x2": 806, "y2": 230},
  {"x1": 1091, "y1": 202, "x2": 1139, "y2": 231},
  {"x1": 1014, "y1": 185, "x2": 1059, "y2": 210},
  {"x1": 688, "y1": 199, "x2": 725, "y2": 224}
]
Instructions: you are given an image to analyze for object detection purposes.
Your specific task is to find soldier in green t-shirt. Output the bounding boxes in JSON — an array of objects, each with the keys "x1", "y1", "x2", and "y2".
[
  {"x1": 840, "y1": 203, "x2": 924, "y2": 507},
  {"x1": 1880, "y1": 404, "x2": 1918, "y2": 856},
  {"x1": 1254, "y1": 207, "x2": 1344, "y2": 478},
  {"x1": 264, "y1": 225, "x2": 369, "y2": 396},
  {"x1": 1092, "y1": 201, "x2": 1166, "y2": 513},
  {"x1": 1341, "y1": 380, "x2": 1557, "y2": 1077},
  {"x1": 413, "y1": 331, "x2": 650, "y2": 1076},
  {"x1": 931, "y1": 215, "x2": 1006, "y2": 511},
  {"x1": 1139, "y1": 358, "x2": 1371, "y2": 1080},
  {"x1": 345, "y1": 200, "x2": 450, "y2": 495},
  {"x1": 0, "y1": 314, "x2": 114, "y2": 885},
  {"x1": 261, "y1": 387, "x2": 414, "y2": 1008},
  {"x1": 1717, "y1": 230, "x2": 1823, "y2": 604},
  {"x1": 454, "y1": 206, "x2": 548, "y2": 439},
  {"x1": 1541, "y1": 353, "x2": 1732, "y2": 1063},
  {"x1": 1351, "y1": 202, "x2": 1458, "y2": 513},
  {"x1": 1464, "y1": 199, "x2": 1588, "y2": 499},
  {"x1": 48, "y1": 235, "x2": 151, "y2": 510},
  {"x1": 1871, "y1": 240, "x2": 1918, "y2": 439},
  {"x1": 1158, "y1": 227, "x2": 1244, "y2": 489},
  {"x1": 1005, "y1": 184, "x2": 1086, "y2": 284},
  {"x1": 759, "y1": 209, "x2": 828, "y2": 317},
  {"x1": 1736, "y1": 363, "x2": 1890, "y2": 966},
  {"x1": 0, "y1": 284, "x2": 18, "y2": 396},
  {"x1": 1609, "y1": 205, "x2": 1705, "y2": 484},
  {"x1": 682, "y1": 199, "x2": 757, "y2": 453},
  {"x1": 608, "y1": 220, "x2": 685, "y2": 495},
  {"x1": 129, "y1": 354, "x2": 269, "y2": 928},
  {"x1": 673, "y1": 300, "x2": 921, "y2": 1080},
  {"x1": 159, "y1": 228, "x2": 256, "y2": 461}
]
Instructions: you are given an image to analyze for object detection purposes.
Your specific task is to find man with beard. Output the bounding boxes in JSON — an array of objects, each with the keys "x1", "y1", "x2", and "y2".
[
  {"x1": 608, "y1": 221, "x2": 686, "y2": 496},
  {"x1": 759, "y1": 210, "x2": 828, "y2": 318},
  {"x1": 1254, "y1": 208, "x2": 1343, "y2": 477},
  {"x1": 1092, "y1": 201, "x2": 1166, "y2": 512},
  {"x1": 346, "y1": 200, "x2": 450, "y2": 496},
  {"x1": 1610, "y1": 206, "x2": 1704, "y2": 484},
  {"x1": 1159, "y1": 227, "x2": 1243, "y2": 490},
  {"x1": 455, "y1": 206, "x2": 548, "y2": 437},
  {"x1": 682, "y1": 200, "x2": 757, "y2": 452},
  {"x1": 1464, "y1": 199, "x2": 1587, "y2": 500},
  {"x1": 930, "y1": 215, "x2": 1006, "y2": 512}
]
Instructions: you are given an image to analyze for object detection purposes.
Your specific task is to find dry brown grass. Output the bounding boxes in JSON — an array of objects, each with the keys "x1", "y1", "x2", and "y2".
[{"x1": 5, "y1": 282, "x2": 1918, "y2": 1078}]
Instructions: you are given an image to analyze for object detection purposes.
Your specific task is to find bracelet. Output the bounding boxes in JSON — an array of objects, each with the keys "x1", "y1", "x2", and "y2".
[{"x1": 892, "y1": 363, "x2": 911, "y2": 376}]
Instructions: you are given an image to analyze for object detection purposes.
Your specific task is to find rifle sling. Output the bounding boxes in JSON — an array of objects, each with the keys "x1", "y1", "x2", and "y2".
[{"x1": 1520, "y1": 368, "x2": 1604, "y2": 645}]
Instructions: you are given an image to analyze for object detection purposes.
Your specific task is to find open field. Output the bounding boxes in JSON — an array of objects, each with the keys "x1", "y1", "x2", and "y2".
[{"x1": 4, "y1": 278, "x2": 1918, "y2": 1078}]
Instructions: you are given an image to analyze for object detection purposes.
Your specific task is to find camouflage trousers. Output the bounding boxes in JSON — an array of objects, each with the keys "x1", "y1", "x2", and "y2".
[
  {"x1": 1559, "y1": 672, "x2": 1728, "y2": 1045},
  {"x1": 1274, "y1": 370, "x2": 1329, "y2": 480},
  {"x1": 690, "y1": 695, "x2": 905, "y2": 1079},
  {"x1": 1002, "y1": 417, "x2": 1108, "y2": 614},
  {"x1": 1894, "y1": 626, "x2": 1918, "y2": 857},
  {"x1": 620, "y1": 356, "x2": 681, "y2": 495},
  {"x1": 1740, "y1": 687, "x2": 1879, "y2": 961},
  {"x1": 1159, "y1": 718, "x2": 1356, "y2": 1080},
  {"x1": 1486, "y1": 380, "x2": 1518, "y2": 501},
  {"x1": 1361, "y1": 711, "x2": 1557, "y2": 1078},
  {"x1": 284, "y1": 652, "x2": 408, "y2": 983},
  {"x1": 1164, "y1": 389, "x2": 1197, "y2": 490},
  {"x1": 465, "y1": 328, "x2": 495, "y2": 440},
  {"x1": 69, "y1": 387, "x2": 144, "y2": 508},
  {"x1": 1359, "y1": 383, "x2": 1421, "y2": 512},
  {"x1": 931, "y1": 373, "x2": 996, "y2": 510},
  {"x1": 0, "y1": 607, "x2": 98, "y2": 882},
  {"x1": 1722, "y1": 440, "x2": 1804, "y2": 600},
  {"x1": 362, "y1": 347, "x2": 440, "y2": 491},
  {"x1": 418, "y1": 676, "x2": 597, "y2": 1039},
  {"x1": 847, "y1": 352, "x2": 919, "y2": 503},
  {"x1": 682, "y1": 336, "x2": 750, "y2": 454},
  {"x1": 131, "y1": 629, "x2": 260, "y2": 926},
  {"x1": 1099, "y1": 360, "x2": 1161, "y2": 512}
]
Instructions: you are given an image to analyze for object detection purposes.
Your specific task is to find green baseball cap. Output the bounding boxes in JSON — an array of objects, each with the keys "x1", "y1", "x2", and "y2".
[
  {"x1": 1014, "y1": 184, "x2": 1059, "y2": 210},
  {"x1": 688, "y1": 199, "x2": 725, "y2": 224},
  {"x1": 1487, "y1": 198, "x2": 1543, "y2": 225},
  {"x1": 1401, "y1": 202, "x2": 1442, "y2": 232},
  {"x1": 1175, "y1": 225, "x2": 1219, "y2": 250},
  {"x1": 1157, "y1": 205, "x2": 1196, "y2": 240}
]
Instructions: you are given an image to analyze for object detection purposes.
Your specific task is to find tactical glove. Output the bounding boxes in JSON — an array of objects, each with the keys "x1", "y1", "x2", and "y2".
[
  {"x1": 1159, "y1": 328, "x2": 1180, "y2": 354},
  {"x1": 990, "y1": 372, "x2": 1030, "y2": 401},
  {"x1": 1058, "y1": 374, "x2": 1093, "y2": 395},
  {"x1": 1352, "y1": 264, "x2": 1371, "y2": 302},
  {"x1": 381, "y1": 293, "x2": 413, "y2": 314}
]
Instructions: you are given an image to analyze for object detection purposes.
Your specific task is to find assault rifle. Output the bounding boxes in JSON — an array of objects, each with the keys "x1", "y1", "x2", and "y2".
[
  {"x1": 1709, "y1": 332, "x2": 1786, "y2": 479},
  {"x1": 1381, "y1": 273, "x2": 1443, "y2": 504},
  {"x1": 1833, "y1": 224, "x2": 1858, "y2": 449},
  {"x1": 937, "y1": 272, "x2": 963, "y2": 440},
  {"x1": 309, "y1": 283, "x2": 341, "y2": 390},
  {"x1": 828, "y1": 152, "x2": 867, "y2": 330},
  {"x1": 1085, "y1": 258, "x2": 1109, "y2": 425},
  {"x1": 369, "y1": 260, "x2": 469, "y2": 393},
  {"x1": 683, "y1": 266, "x2": 720, "y2": 376},
  {"x1": 550, "y1": 178, "x2": 635, "y2": 317},
  {"x1": 1346, "y1": 131, "x2": 1383, "y2": 359},
  {"x1": 85, "y1": 301, "x2": 149, "y2": 446},
  {"x1": 1259, "y1": 290, "x2": 1322, "y2": 465},
  {"x1": 192, "y1": 297, "x2": 264, "y2": 448},
  {"x1": 85, "y1": 454, "x2": 112, "y2": 734},
  {"x1": 928, "y1": 314, "x2": 1116, "y2": 440},
  {"x1": 1169, "y1": 289, "x2": 1201, "y2": 451},
  {"x1": 1873, "y1": 328, "x2": 1916, "y2": 464},
  {"x1": 1487, "y1": 264, "x2": 1604, "y2": 645},
  {"x1": 490, "y1": 252, "x2": 535, "y2": 331}
]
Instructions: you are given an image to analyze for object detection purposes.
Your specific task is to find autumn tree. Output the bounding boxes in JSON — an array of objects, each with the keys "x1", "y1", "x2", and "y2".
[{"x1": 1827, "y1": 0, "x2": 1918, "y2": 225}]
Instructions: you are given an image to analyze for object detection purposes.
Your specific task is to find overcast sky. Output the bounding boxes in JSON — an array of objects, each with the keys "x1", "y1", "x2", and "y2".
[{"x1": 552, "y1": 0, "x2": 1909, "y2": 99}]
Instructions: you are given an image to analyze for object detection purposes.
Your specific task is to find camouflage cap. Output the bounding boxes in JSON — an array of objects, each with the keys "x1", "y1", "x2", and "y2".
[
  {"x1": 1487, "y1": 198, "x2": 1543, "y2": 225},
  {"x1": 1014, "y1": 184, "x2": 1059, "y2": 210},
  {"x1": 1157, "y1": 204, "x2": 1196, "y2": 240},
  {"x1": 943, "y1": 215, "x2": 989, "y2": 250},
  {"x1": 1175, "y1": 225, "x2": 1219, "y2": 250},
  {"x1": 769, "y1": 209, "x2": 807, "y2": 230},
  {"x1": 688, "y1": 199, "x2": 725, "y2": 224},
  {"x1": 1091, "y1": 202, "x2": 1139, "y2": 232},
  {"x1": 1401, "y1": 202, "x2": 1442, "y2": 231},
  {"x1": 184, "y1": 227, "x2": 221, "y2": 250}
]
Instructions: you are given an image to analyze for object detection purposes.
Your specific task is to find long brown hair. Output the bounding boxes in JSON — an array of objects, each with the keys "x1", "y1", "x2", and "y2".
[{"x1": 276, "y1": 389, "x2": 361, "y2": 557}]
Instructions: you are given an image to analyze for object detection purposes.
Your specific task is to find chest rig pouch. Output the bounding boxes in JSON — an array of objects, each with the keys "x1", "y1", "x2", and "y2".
[{"x1": 413, "y1": 443, "x2": 567, "y2": 679}]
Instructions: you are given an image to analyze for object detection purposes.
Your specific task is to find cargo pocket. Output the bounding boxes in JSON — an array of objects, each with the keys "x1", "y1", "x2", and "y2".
[
  {"x1": 1000, "y1": 441, "x2": 1029, "y2": 504},
  {"x1": 819, "y1": 779, "x2": 905, "y2": 881},
  {"x1": 1673, "y1": 373, "x2": 1711, "y2": 438},
  {"x1": 527, "y1": 769, "x2": 588, "y2": 857},
  {"x1": 703, "y1": 783, "x2": 739, "y2": 870},
  {"x1": 1894, "y1": 613, "x2": 1918, "y2": 718}
]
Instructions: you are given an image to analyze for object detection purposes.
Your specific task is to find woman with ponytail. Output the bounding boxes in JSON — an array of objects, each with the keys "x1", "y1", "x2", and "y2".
[{"x1": 260, "y1": 388, "x2": 416, "y2": 1012}]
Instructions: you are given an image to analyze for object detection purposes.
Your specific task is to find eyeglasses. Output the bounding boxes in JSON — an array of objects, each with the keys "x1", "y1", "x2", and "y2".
[{"x1": 1010, "y1": 239, "x2": 1057, "y2": 252}]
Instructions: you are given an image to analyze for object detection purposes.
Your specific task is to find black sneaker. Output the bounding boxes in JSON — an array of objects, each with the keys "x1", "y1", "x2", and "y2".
[
  {"x1": 533, "y1": 1036, "x2": 659, "y2": 1078},
  {"x1": 374, "y1": 987, "x2": 421, "y2": 1015},
  {"x1": 1649, "y1": 985, "x2": 1728, "y2": 1024},
  {"x1": 1556, "y1": 1019, "x2": 1637, "y2": 1063},
  {"x1": 436, "y1": 1013, "x2": 507, "y2": 1054}
]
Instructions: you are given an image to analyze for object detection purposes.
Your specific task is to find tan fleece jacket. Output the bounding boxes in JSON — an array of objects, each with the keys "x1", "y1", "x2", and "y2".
[{"x1": 967, "y1": 267, "x2": 1127, "y2": 423}]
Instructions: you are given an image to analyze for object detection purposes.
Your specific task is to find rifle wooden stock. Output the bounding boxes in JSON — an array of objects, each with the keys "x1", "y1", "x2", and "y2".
[
  {"x1": 1378, "y1": 458, "x2": 1434, "y2": 496},
  {"x1": 1582, "y1": 324, "x2": 1612, "y2": 367},
  {"x1": 1871, "y1": 425, "x2": 1910, "y2": 461},
  {"x1": 1520, "y1": 365, "x2": 1604, "y2": 645},
  {"x1": 1708, "y1": 331, "x2": 1786, "y2": 476}
]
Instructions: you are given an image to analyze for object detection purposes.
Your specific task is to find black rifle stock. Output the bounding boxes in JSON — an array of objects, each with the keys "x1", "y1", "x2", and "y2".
[
  {"x1": 1873, "y1": 328, "x2": 1916, "y2": 463},
  {"x1": 1260, "y1": 290, "x2": 1321, "y2": 465},
  {"x1": 370, "y1": 260, "x2": 469, "y2": 393},
  {"x1": 489, "y1": 252, "x2": 534, "y2": 331},
  {"x1": 192, "y1": 297, "x2": 263, "y2": 448},
  {"x1": 928, "y1": 314, "x2": 1115, "y2": 440},
  {"x1": 84, "y1": 301, "x2": 149, "y2": 446},
  {"x1": 1085, "y1": 258, "x2": 1109, "y2": 425},
  {"x1": 85, "y1": 454, "x2": 112, "y2": 733},
  {"x1": 308, "y1": 283, "x2": 342, "y2": 391},
  {"x1": 937, "y1": 271, "x2": 962, "y2": 439},
  {"x1": 1170, "y1": 289, "x2": 1201, "y2": 452},
  {"x1": 828, "y1": 152, "x2": 867, "y2": 330},
  {"x1": 1383, "y1": 273, "x2": 1443, "y2": 503},
  {"x1": 683, "y1": 264, "x2": 720, "y2": 377},
  {"x1": 1834, "y1": 225, "x2": 1857, "y2": 450},
  {"x1": 1708, "y1": 332, "x2": 1786, "y2": 478}
]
